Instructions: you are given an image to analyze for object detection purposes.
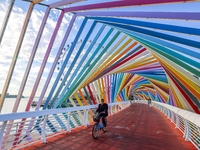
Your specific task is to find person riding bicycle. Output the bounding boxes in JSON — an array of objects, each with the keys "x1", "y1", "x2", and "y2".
[
  {"x1": 96, "y1": 99, "x2": 108, "y2": 128},
  {"x1": 148, "y1": 98, "x2": 151, "y2": 107}
]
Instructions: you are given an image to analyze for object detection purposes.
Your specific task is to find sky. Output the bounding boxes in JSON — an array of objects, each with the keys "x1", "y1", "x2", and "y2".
[
  {"x1": 0, "y1": 0, "x2": 78, "y2": 97},
  {"x1": 0, "y1": 0, "x2": 200, "y2": 97}
]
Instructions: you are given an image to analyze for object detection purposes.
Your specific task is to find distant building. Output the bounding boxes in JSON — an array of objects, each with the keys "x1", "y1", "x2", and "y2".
[{"x1": 0, "y1": 93, "x2": 25, "y2": 98}]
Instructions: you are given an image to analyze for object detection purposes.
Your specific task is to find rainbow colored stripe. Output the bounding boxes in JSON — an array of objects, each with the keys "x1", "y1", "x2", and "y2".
[
  {"x1": 0, "y1": 1, "x2": 199, "y2": 144},
  {"x1": 50, "y1": 17, "x2": 199, "y2": 113}
]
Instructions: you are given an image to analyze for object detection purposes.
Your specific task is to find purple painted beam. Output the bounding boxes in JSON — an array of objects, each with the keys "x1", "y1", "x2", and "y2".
[
  {"x1": 12, "y1": 10, "x2": 65, "y2": 147},
  {"x1": 49, "y1": 0, "x2": 81, "y2": 8},
  {"x1": 64, "y1": 0, "x2": 195, "y2": 12},
  {"x1": 35, "y1": 14, "x2": 77, "y2": 110},
  {"x1": 75, "y1": 11, "x2": 200, "y2": 20},
  {"x1": 25, "y1": 11, "x2": 64, "y2": 112},
  {"x1": 13, "y1": 7, "x2": 50, "y2": 113},
  {"x1": 24, "y1": 15, "x2": 77, "y2": 138}
]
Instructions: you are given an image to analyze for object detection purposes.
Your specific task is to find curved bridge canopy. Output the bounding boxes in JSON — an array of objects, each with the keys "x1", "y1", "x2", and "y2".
[{"x1": 0, "y1": 0, "x2": 199, "y2": 114}]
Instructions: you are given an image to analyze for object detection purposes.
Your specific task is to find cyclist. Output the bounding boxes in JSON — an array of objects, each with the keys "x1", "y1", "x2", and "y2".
[
  {"x1": 96, "y1": 99, "x2": 108, "y2": 129},
  {"x1": 148, "y1": 98, "x2": 151, "y2": 107}
]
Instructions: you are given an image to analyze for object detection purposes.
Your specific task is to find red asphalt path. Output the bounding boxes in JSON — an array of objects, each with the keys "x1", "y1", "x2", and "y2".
[{"x1": 21, "y1": 103, "x2": 195, "y2": 150}]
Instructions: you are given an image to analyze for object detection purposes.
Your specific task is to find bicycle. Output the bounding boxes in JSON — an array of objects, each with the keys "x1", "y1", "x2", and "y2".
[{"x1": 92, "y1": 112, "x2": 107, "y2": 139}]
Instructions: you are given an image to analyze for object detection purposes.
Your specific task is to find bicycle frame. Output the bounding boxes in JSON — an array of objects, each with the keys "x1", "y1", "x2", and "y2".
[{"x1": 92, "y1": 117, "x2": 107, "y2": 139}]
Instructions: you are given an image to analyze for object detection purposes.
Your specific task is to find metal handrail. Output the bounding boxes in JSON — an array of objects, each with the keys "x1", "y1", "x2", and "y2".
[
  {"x1": 0, "y1": 101, "x2": 130, "y2": 150},
  {"x1": 0, "y1": 101, "x2": 129, "y2": 122},
  {"x1": 134, "y1": 100, "x2": 200, "y2": 150}
]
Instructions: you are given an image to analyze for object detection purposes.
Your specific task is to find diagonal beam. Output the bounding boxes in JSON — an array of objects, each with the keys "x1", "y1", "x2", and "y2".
[
  {"x1": 49, "y1": 0, "x2": 82, "y2": 8},
  {"x1": 0, "y1": 2, "x2": 34, "y2": 113},
  {"x1": 87, "y1": 17, "x2": 200, "y2": 36},
  {"x1": 60, "y1": 30, "x2": 121, "y2": 106},
  {"x1": 12, "y1": 10, "x2": 65, "y2": 147},
  {"x1": 32, "y1": 0, "x2": 44, "y2": 4},
  {"x1": 0, "y1": 7, "x2": 51, "y2": 148},
  {"x1": 13, "y1": 7, "x2": 52, "y2": 140},
  {"x1": 49, "y1": 20, "x2": 96, "y2": 109},
  {"x1": 38, "y1": 14, "x2": 77, "y2": 110},
  {"x1": 53, "y1": 24, "x2": 106, "y2": 108},
  {"x1": 25, "y1": 11, "x2": 64, "y2": 112},
  {"x1": 53, "y1": 28, "x2": 115, "y2": 107},
  {"x1": 0, "y1": 0, "x2": 15, "y2": 44},
  {"x1": 64, "y1": 0, "x2": 197, "y2": 12},
  {"x1": 13, "y1": 7, "x2": 50, "y2": 113},
  {"x1": 45, "y1": 18, "x2": 88, "y2": 109},
  {"x1": 126, "y1": 30, "x2": 200, "y2": 59},
  {"x1": 99, "y1": 21, "x2": 200, "y2": 49},
  {"x1": 76, "y1": 11, "x2": 200, "y2": 21},
  {"x1": 0, "y1": 1, "x2": 46, "y2": 44}
]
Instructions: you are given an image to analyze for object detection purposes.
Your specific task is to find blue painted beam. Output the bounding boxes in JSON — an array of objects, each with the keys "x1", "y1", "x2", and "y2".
[
  {"x1": 88, "y1": 17, "x2": 200, "y2": 36},
  {"x1": 98, "y1": 21, "x2": 200, "y2": 49},
  {"x1": 54, "y1": 27, "x2": 115, "y2": 108},
  {"x1": 45, "y1": 18, "x2": 88, "y2": 109},
  {"x1": 53, "y1": 24, "x2": 106, "y2": 108},
  {"x1": 49, "y1": 20, "x2": 97, "y2": 108}
]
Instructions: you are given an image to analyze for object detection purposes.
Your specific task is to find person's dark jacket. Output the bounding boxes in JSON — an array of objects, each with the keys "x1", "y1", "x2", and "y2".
[{"x1": 96, "y1": 103, "x2": 108, "y2": 116}]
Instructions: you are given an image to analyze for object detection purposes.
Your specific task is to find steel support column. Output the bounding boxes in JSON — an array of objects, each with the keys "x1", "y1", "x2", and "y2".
[
  {"x1": 0, "y1": 2, "x2": 34, "y2": 113},
  {"x1": 0, "y1": 0, "x2": 15, "y2": 44}
]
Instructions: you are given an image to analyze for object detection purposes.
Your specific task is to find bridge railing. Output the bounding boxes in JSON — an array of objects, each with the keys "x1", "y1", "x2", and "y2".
[
  {"x1": 134, "y1": 100, "x2": 200, "y2": 150},
  {"x1": 0, "y1": 101, "x2": 130, "y2": 150}
]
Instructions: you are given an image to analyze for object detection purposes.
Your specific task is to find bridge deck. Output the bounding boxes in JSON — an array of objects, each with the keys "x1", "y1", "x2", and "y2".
[{"x1": 21, "y1": 103, "x2": 195, "y2": 150}]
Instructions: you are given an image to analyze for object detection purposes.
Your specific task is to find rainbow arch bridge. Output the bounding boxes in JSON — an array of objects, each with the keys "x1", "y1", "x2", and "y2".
[{"x1": 0, "y1": 0, "x2": 199, "y2": 149}]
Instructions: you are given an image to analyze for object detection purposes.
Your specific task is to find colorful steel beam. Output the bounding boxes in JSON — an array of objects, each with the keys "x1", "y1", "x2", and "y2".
[{"x1": 0, "y1": 1, "x2": 200, "y2": 147}]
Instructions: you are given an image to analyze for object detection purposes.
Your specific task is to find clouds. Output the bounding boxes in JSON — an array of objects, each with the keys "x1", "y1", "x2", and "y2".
[{"x1": 0, "y1": 1, "x2": 74, "y2": 96}]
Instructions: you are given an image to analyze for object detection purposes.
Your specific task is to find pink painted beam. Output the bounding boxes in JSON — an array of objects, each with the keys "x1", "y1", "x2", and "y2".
[
  {"x1": 35, "y1": 14, "x2": 77, "y2": 110},
  {"x1": 13, "y1": 11, "x2": 65, "y2": 147},
  {"x1": 25, "y1": 14, "x2": 77, "y2": 141},
  {"x1": 129, "y1": 65, "x2": 162, "y2": 72},
  {"x1": 49, "y1": 0, "x2": 81, "y2": 8},
  {"x1": 25, "y1": 11, "x2": 64, "y2": 112},
  {"x1": 13, "y1": 7, "x2": 50, "y2": 114},
  {"x1": 64, "y1": 0, "x2": 194, "y2": 12}
]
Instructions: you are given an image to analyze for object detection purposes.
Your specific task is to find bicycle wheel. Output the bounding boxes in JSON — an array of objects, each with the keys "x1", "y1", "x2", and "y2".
[{"x1": 92, "y1": 123, "x2": 99, "y2": 139}]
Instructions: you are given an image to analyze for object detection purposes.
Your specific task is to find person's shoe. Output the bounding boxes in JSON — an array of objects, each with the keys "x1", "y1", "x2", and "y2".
[{"x1": 103, "y1": 129, "x2": 107, "y2": 133}]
